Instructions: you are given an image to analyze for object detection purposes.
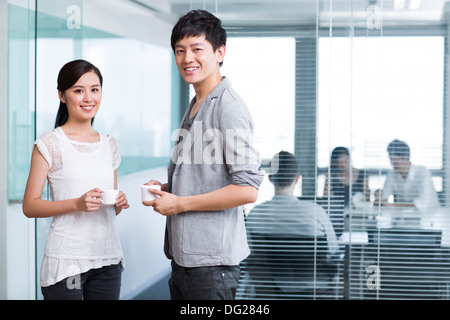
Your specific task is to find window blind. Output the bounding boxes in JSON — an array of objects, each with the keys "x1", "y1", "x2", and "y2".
[
  {"x1": 317, "y1": 33, "x2": 448, "y2": 300},
  {"x1": 186, "y1": 0, "x2": 450, "y2": 300}
]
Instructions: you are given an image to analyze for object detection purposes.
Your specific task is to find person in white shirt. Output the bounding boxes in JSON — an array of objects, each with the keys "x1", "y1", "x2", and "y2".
[
  {"x1": 23, "y1": 60, "x2": 129, "y2": 300},
  {"x1": 376, "y1": 139, "x2": 440, "y2": 212}
]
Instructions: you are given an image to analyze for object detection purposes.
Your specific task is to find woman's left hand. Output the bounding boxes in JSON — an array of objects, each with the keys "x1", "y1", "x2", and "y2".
[{"x1": 115, "y1": 191, "x2": 130, "y2": 209}]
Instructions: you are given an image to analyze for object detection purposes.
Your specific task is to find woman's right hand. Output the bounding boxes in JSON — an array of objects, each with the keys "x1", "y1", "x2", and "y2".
[{"x1": 77, "y1": 188, "x2": 103, "y2": 212}]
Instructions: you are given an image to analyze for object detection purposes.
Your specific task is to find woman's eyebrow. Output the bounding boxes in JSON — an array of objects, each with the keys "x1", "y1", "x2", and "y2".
[{"x1": 71, "y1": 84, "x2": 101, "y2": 89}]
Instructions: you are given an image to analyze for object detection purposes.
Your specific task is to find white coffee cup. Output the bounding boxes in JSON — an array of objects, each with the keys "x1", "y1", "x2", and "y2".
[
  {"x1": 141, "y1": 185, "x2": 161, "y2": 202},
  {"x1": 102, "y1": 189, "x2": 119, "y2": 205}
]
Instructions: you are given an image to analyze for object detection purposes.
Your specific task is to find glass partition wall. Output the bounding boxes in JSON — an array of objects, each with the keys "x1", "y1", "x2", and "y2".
[
  {"x1": 7, "y1": 0, "x2": 450, "y2": 300},
  {"x1": 33, "y1": 2, "x2": 173, "y2": 299},
  {"x1": 7, "y1": 0, "x2": 175, "y2": 298},
  {"x1": 178, "y1": 0, "x2": 450, "y2": 300}
]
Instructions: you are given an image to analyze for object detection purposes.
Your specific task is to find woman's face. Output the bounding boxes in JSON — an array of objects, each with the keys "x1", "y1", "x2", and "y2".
[
  {"x1": 59, "y1": 71, "x2": 102, "y2": 123},
  {"x1": 336, "y1": 154, "x2": 350, "y2": 174}
]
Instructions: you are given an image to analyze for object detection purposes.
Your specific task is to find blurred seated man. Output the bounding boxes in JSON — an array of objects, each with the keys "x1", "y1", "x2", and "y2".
[
  {"x1": 245, "y1": 151, "x2": 338, "y2": 297},
  {"x1": 246, "y1": 151, "x2": 338, "y2": 256},
  {"x1": 375, "y1": 139, "x2": 440, "y2": 212}
]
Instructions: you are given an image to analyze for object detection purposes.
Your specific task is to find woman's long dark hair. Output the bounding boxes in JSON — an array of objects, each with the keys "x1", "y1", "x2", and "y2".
[
  {"x1": 54, "y1": 59, "x2": 103, "y2": 128},
  {"x1": 330, "y1": 146, "x2": 350, "y2": 177}
]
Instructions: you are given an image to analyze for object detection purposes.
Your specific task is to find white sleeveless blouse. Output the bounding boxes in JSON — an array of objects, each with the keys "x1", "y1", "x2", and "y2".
[{"x1": 35, "y1": 127, "x2": 124, "y2": 287}]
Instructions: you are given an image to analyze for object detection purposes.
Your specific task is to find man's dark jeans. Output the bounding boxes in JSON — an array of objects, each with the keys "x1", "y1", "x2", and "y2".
[{"x1": 169, "y1": 260, "x2": 240, "y2": 300}]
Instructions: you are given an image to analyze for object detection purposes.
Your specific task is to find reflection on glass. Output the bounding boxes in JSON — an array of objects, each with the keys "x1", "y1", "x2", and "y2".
[
  {"x1": 318, "y1": 36, "x2": 444, "y2": 171},
  {"x1": 30, "y1": 0, "x2": 173, "y2": 299},
  {"x1": 7, "y1": 3, "x2": 35, "y2": 202},
  {"x1": 35, "y1": 20, "x2": 172, "y2": 177}
]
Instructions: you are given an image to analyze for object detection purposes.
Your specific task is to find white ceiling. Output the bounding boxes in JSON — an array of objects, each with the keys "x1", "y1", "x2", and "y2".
[{"x1": 131, "y1": 0, "x2": 450, "y2": 28}]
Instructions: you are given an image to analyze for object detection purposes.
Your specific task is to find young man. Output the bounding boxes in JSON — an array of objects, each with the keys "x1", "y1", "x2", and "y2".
[
  {"x1": 376, "y1": 139, "x2": 440, "y2": 212},
  {"x1": 247, "y1": 151, "x2": 338, "y2": 255},
  {"x1": 142, "y1": 10, "x2": 264, "y2": 300}
]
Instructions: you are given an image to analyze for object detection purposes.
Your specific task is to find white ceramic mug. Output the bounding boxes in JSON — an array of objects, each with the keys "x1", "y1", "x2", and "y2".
[
  {"x1": 141, "y1": 185, "x2": 161, "y2": 202},
  {"x1": 102, "y1": 189, "x2": 119, "y2": 205}
]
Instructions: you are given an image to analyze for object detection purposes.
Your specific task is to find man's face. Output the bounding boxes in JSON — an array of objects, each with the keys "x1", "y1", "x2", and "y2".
[
  {"x1": 174, "y1": 34, "x2": 225, "y2": 87},
  {"x1": 389, "y1": 155, "x2": 409, "y2": 172}
]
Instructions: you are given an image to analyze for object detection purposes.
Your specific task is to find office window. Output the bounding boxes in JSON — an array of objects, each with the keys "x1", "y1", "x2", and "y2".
[
  {"x1": 317, "y1": 36, "x2": 444, "y2": 192},
  {"x1": 317, "y1": 35, "x2": 447, "y2": 300},
  {"x1": 220, "y1": 37, "x2": 296, "y2": 202},
  {"x1": 231, "y1": 32, "x2": 449, "y2": 300},
  {"x1": 189, "y1": 35, "x2": 297, "y2": 208},
  {"x1": 195, "y1": 37, "x2": 297, "y2": 160},
  {"x1": 221, "y1": 36, "x2": 345, "y2": 299}
]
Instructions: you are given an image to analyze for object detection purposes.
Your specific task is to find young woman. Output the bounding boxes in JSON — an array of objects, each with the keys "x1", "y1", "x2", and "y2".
[
  {"x1": 23, "y1": 59, "x2": 129, "y2": 300},
  {"x1": 323, "y1": 146, "x2": 370, "y2": 207}
]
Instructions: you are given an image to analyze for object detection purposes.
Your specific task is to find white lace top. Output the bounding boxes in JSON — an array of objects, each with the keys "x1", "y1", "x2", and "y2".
[{"x1": 35, "y1": 127, "x2": 124, "y2": 287}]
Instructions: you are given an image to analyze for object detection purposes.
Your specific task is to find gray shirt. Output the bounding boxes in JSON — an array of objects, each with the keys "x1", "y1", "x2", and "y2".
[
  {"x1": 246, "y1": 195, "x2": 338, "y2": 255},
  {"x1": 165, "y1": 77, "x2": 264, "y2": 267}
]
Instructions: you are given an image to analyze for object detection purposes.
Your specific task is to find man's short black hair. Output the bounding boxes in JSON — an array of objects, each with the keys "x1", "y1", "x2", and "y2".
[
  {"x1": 268, "y1": 151, "x2": 300, "y2": 188},
  {"x1": 387, "y1": 139, "x2": 410, "y2": 159},
  {"x1": 170, "y1": 9, "x2": 227, "y2": 66}
]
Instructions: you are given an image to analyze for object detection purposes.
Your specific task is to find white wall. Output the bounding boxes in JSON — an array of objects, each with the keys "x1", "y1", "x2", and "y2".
[{"x1": 116, "y1": 166, "x2": 171, "y2": 299}]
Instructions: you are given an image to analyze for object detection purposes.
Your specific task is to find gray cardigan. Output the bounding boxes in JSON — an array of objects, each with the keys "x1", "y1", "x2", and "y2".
[{"x1": 165, "y1": 77, "x2": 264, "y2": 267}]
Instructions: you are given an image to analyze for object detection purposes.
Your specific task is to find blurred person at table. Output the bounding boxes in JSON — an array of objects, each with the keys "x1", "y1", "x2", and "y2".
[
  {"x1": 375, "y1": 139, "x2": 440, "y2": 212},
  {"x1": 323, "y1": 146, "x2": 370, "y2": 208},
  {"x1": 247, "y1": 151, "x2": 338, "y2": 255}
]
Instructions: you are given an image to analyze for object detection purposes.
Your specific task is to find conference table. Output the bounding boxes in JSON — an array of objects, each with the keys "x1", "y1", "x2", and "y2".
[
  {"x1": 338, "y1": 206, "x2": 450, "y2": 299},
  {"x1": 339, "y1": 206, "x2": 450, "y2": 246}
]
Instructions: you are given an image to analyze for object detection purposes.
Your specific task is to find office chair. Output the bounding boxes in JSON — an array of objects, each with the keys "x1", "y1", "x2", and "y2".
[
  {"x1": 362, "y1": 228, "x2": 444, "y2": 299},
  {"x1": 298, "y1": 196, "x2": 345, "y2": 237},
  {"x1": 240, "y1": 233, "x2": 340, "y2": 299}
]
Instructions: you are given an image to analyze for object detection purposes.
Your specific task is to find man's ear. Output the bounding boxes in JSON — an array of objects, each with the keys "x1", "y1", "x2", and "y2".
[{"x1": 216, "y1": 45, "x2": 226, "y2": 65}]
